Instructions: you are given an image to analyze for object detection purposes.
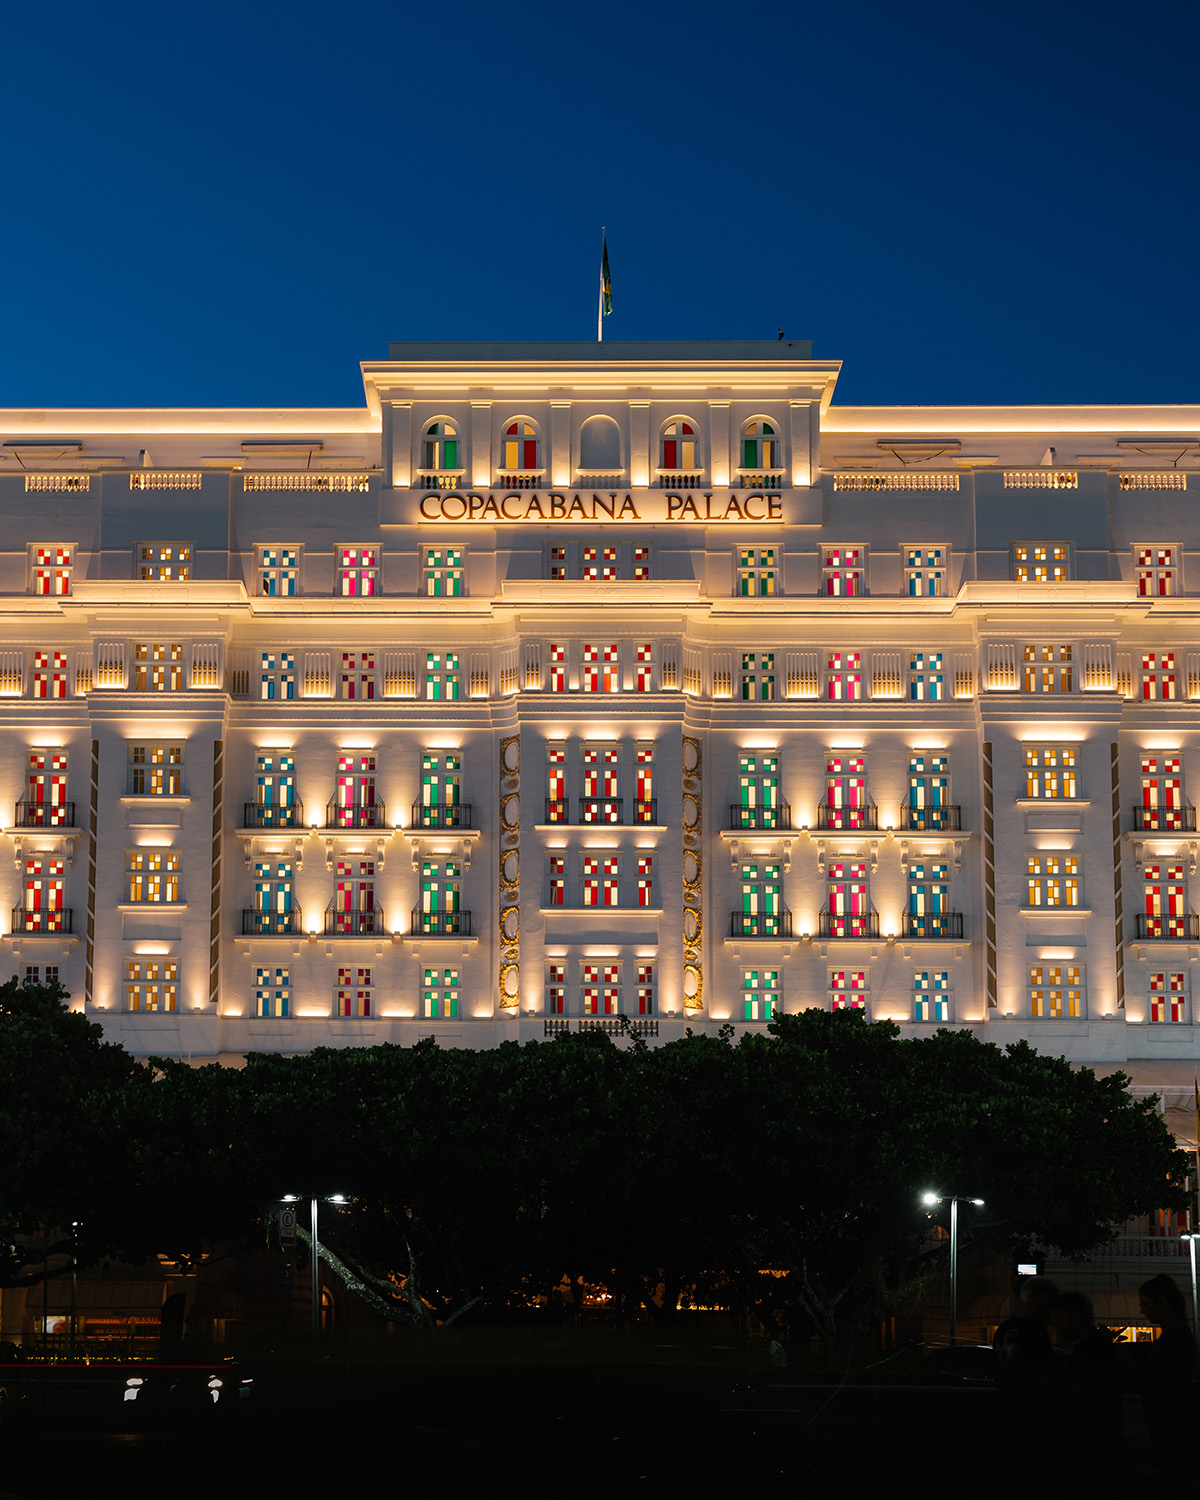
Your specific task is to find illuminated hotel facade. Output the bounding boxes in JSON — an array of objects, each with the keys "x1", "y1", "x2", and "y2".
[{"x1": 1, "y1": 338, "x2": 1198, "y2": 1122}]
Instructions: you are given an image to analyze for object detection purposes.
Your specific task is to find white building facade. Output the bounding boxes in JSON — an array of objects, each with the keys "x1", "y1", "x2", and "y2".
[{"x1": 0, "y1": 339, "x2": 1197, "y2": 1123}]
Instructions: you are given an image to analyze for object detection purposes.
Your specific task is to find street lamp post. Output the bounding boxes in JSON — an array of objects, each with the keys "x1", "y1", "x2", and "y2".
[
  {"x1": 282, "y1": 1194, "x2": 347, "y2": 1360},
  {"x1": 922, "y1": 1192, "x2": 984, "y2": 1347}
]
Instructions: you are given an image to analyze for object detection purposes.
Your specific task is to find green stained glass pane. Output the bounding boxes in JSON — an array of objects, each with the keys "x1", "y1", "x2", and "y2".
[{"x1": 743, "y1": 439, "x2": 756, "y2": 468}]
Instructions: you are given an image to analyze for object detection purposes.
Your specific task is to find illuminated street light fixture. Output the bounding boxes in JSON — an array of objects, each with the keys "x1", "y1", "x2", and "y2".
[
  {"x1": 282, "y1": 1194, "x2": 348, "y2": 1358},
  {"x1": 1180, "y1": 1233, "x2": 1200, "y2": 1352},
  {"x1": 921, "y1": 1192, "x2": 985, "y2": 1347}
]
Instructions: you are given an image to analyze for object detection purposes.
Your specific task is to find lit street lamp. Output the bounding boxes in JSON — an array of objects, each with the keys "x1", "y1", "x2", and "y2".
[
  {"x1": 1180, "y1": 1232, "x2": 1199, "y2": 1352},
  {"x1": 282, "y1": 1194, "x2": 347, "y2": 1358},
  {"x1": 922, "y1": 1191, "x2": 984, "y2": 1347}
]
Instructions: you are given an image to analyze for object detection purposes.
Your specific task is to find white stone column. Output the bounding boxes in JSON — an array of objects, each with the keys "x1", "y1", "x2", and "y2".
[
  {"x1": 471, "y1": 402, "x2": 493, "y2": 489},
  {"x1": 388, "y1": 401, "x2": 412, "y2": 489},
  {"x1": 550, "y1": 399, "x2": 571, "y2": 487},
  {"x1": 710, "y1": 401, "x2": 730, "y2": 487},
  {"x1": 790, "y1": 400, "x2": 812, "y2": 488},
  {"x1": 629, "y1": 400, "x2": 651, "y2": 487}
]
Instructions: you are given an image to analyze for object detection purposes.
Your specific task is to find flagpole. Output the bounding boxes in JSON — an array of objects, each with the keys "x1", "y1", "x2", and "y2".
[{"x1": 598, "y1": 225, "x2": 605, "y2": 343}]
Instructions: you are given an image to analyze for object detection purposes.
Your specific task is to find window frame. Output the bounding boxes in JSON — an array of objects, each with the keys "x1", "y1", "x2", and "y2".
[
  {"x1": 1028, "y1": 962, "x2": 1084, "y2": 1019},
  {"x1": 902, "y1": 545, "x2": 948, "y2": 597},
  {"x1": 29, "y1": 544, "x2": 74, "y2": 598},
  {"x1": 820, "y1": 546, "x2": 867, "y2": 597},
  {"x1": 254, "y1": 966, "x2": 290, "y2": 1017},
  {"x1": 1134, "y1": 544, "x2": 1180, "y2": 598},
  {"x1": 1024, "y1": 853, "x2": 1082, "y2": 908},
  {"x1": 1012, "y1": 542, "x2": 1073, "y2": 583},
  {"x1": 736, "y1": 545, "x2": 780, "y2": 597},
  {"x1": 1023, "y1": 744, "x2": 1079, "y2": 800},
  {"x1": 135, "y1": 542, "x2": 192, "y2": 581},
  {"x1": 126, "y1": 958, "x2": 178, "y2": 1013},
  {"x1": 257, "y1": 544, "x2": 301, "y2": 597},
  {"x1": 335, "y1": 545, "x2": 379, "y2": 598},
  {"x1": 125, "y1": 849, "x2": 181, "y2": 905},
  {"x1": 422, "y1": 545, "x2": 466, "y2": 596},
  {"x1": 127, "y1": 742, "x2": 185, "y2": 796}
]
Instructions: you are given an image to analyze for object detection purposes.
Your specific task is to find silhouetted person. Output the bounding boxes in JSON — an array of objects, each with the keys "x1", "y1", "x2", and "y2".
[
  {"x1": 1132, "y1": 1273, "x2": 1197, "y2": 1456},
  {"x1": 993, "y1": 1276, "x2": 1060, "y2": 1460},
  {"x1": 1047, "y1": 1291, "x2": 1125, "y2": 1476}
]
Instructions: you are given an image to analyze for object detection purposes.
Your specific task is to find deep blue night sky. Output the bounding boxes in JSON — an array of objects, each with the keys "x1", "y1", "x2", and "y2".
[{"x1": 2, "y1": 0, "x2": 1196, "y2": 410}]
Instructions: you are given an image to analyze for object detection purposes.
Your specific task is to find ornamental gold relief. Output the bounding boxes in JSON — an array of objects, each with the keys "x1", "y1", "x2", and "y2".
[
  {"x1": 499, "y1": 848, "x2": 519, "y2": 889},
  {"x1": 499, "y1": 735, "x2": 519, "y2": 1011},
  {"x1": 500, "y1": 735, "x2": 520, "y2": 776},
  {"x1": 682, "y1": 736, "x2": 701, "y2": 777},
  {"x1": 682, "y1": 734, "x2": 703, "y2": 1012},
  {"x1": 500, "y1": 905, "x2": 519, "y2": 943}
]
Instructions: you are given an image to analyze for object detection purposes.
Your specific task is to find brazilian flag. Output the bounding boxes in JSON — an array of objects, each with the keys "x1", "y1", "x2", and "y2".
[{"x1": 600, "y1": 235, "x2": 612, "y2": 316}]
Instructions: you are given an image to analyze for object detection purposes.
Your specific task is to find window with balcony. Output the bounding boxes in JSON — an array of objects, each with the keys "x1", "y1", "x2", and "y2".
[
  {"x1": 545, "y1": 962, "x2": 567, "y2": 1014},
  {"x1": 914, "y1": 970, "x2": 951, "y2": 1021},
  {"x1": 423, "y1": 546, "x2": 465, "y2": 596},
  {"x1": 1137, "y1": 754, "x2": 1191, "y2": 831},
  {"x1": 136, "y1": 543, "x2": 191, "y2": 581},
  {"x1": 31, "y1": 651, "x2": 68, "y2": 699},
  {"x1": 133, "y1": 643, "x2": 184, "y2": 692},
  {"x1": 502, "y1": 419, "x2": 541, "y2": 473},
  {"x1": 417, "y1": 858, "x2": 463, "y2": 935},
  {"x1": 422, "y1": 966, "x2": 460, "y2": 1019},
  {"x1": 822, "y1": 753, "x2": 874, "y2": 831},
  {"x1": 1025, "y1": 854, "x2": 1081, "y2": 907},
  {"x1": 1141, "y1": 652, "x2": 1178, "y2": 700},
  {"x1": 422, "y1": 420, "x2": 461, "y2": 472},
  {"x1": 740, "y1": 419, "x2": 780, "y2": 477},
  {"x1": 127, "y1": 743, "x2": 184, "y2": 796},
  {"x1": 1135, "y1": 545, "x2": 1178, "y2": 597},
  {"x1": 418, "y1": 751, "x2": 464, "y2": 829},
  {"x1": 906, "y1": 862, "x2": 954, "y2": 938},
  {"x1": 1024, "y1": 745, "x2": 1078, "y2": 799},
  {"x1": 30, "y1": 545, "x2": 73, "y2": 597},
  {"x1": 1012, "y1": 543, "x2": 1071, "y2": 583},
  {"x1": 1141, "y1": 863, "x2": 1192, "y2": 940},
  {"x1": 736, "y1": 546, "x2": 779, "y2": 597},
  {"x1": 251, "y1": 752, "x2": 297, "y2": 827},
  {"x1": 908, "y1": 651, "x2": 945, "y2": 701},
  {"x1": 826, "y1": 651, "x2": 864, "y2": 701},
  {"x1": 829, "y1": 969, "x2": 868, "y2": 1010},
  {"x1": 127, "y1": 959, "x2": 177, "y2": 1012},
  {"x1": 330, "y1": 859, "x2": 378, "y2": 936},
  {"x1": 1023, "y1": 644, "x2": 1074, "y2": 693},
  {"x1": 582, "y1": 854, "x2": 619, "y2": 907},
  {"x1": 1029, "y1": 963, "x2": 1083, "y2": 1018},
  {"x1": 336, "y1": 966, "x2": 372, "y2": 1016},
  {"x1": 903, "y1": 546, "x2": 947, "y2": 597},
  {"x1": 742, "y1": 968, "x2": 780, "y2": 1020},
  {"x1": 582, "y1": 745, "x2": 621, "y2": 824},
  {"x1": 821, "y1": 547, "x2": 866, "y2": 597},
  {"x1": 251, "y1": 860, "x2": 294, "y2": 934},
  {"x1": 333, "y1": 753, "x2": 379, "y2": 829},
  {"x1": 23, "y1": 750, "x2": 70, "y2": 827},
  {"x1": 260, "y1": 650, "x2": 296, "y2": 700},
  {"x1": 824, "y1": 862, "x2": 873, "y2": 938},
  {"x1": 737, "y1": 861, "x2": 784, "y2": 937},
  {"x1": 905, "y1": 754, "x2": 954, "y2": 831},
  {"x1": 18, "y1": 857, "x2": 66, "y2": 932},
  {"x1": 255, "y1": 966, "x2": 290, "y2": 1017},
  {"x1": 258, "y1": 546, "x2": 299, "y2": 596},
  {"x1": 1149, "y1": 971, "x2": 1188, "y2": 1023},
  {"x1": 126, "y1": 851, "x2": 180, "y2": 904},
  {"x1": 659, "y1": 419, "x2": 699, "y2": 473},
  {"x1": 635, "y1": 742, "x2": 655, "y2": 824},
  {"x1": 341, "y1": 651, "x2": 377, "y2": 700},
  {"x1": 582, "y1": 643, "x2": 620, "y2": 693},
  {"x1": 740, "y1": 652, "x2": 776, "y2": 701},
  {"x1": 582, "y1": 962, "x2": 621, "y2": 1016},
  {"x1": 336, "y1": 546, "x2": 378, "y2": 597},
  {"x1": 736, "y1": 753, "x2": 783, "y2": 830}
]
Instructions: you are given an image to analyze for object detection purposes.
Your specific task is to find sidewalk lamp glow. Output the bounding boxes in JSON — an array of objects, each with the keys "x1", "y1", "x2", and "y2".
[
  {"x1": 1180, "y1": 1233, "x2": 1199, "y2": 1353},
  {"x1": 281, "y1": 1193, "x2": 349, "y2": 1357},
  {"x1": 921, "y1": 1191, "x2": 984, "y2": 1347}
]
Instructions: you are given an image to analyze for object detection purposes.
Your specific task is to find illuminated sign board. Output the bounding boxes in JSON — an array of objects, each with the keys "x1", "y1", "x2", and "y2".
[{"x1": 418, "y1": 490, "x2": 785, "y2": 524}]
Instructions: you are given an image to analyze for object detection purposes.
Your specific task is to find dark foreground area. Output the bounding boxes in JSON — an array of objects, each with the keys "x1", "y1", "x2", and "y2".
[{"x1": 0, "y1": 1337, "x2": 1190, "y2": 1498}]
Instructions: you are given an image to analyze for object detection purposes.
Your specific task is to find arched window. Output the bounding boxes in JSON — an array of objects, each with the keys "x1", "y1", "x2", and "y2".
[
  {"x1": 503, "y1": 420, "x2": 540, "y2": 471},
  {"x1": 579, "y1": 415, "x2": 622, "y2": 471},
  {"x1": 660, "y1": 419, "x2": 699, "y2": 471},
  {"x1": 741, "y1": 420, "x2": 779, "y2": 471},
  {"x1": 422, "y1": 421, "x2": 459, "y2": 472}
]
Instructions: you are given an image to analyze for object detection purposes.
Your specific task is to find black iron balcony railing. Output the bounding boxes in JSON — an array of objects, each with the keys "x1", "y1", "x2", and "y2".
[
  {"x1": 900, "y1": 804, "x2": 962, "y2": 832},
  {"x1": 580, "y1": 797, "x2": 623, "y2": 824},
  {"x1": 819, "y1": 910, "x2": 881, "y2": 939},
  {"x1": 545, "y1": 798, "x2": 570, "y2": 823},
  {"x1": 1132, "y1": 805, "x2": 1197, "y2": 832},
  {"x1": 11, "y1": 907, "x2": 73, "y2": 934},
  {"x1": 634, "y1": 798, "x2": 657, "y2": 824},
  {"x1": 728, "y1": 803, "x2": 793, "y2": 831},
  {"x1": 410, "y1": 909, "x2": 472, "y2": 937},
  {"x1": 729, "y1": 910, "x2": 794, "y2": 939},
  {"x1": 903, "y1": 911, "x2": 965, "y2": 940},
  {"x1": 323, "y1": 906, "x2": 385, "y2": 936},
  {"x1": 325, "y1": 799, "x2": 386, "y2": 830},
  {"x1": 13, "y1": 801, "x2": 76, "y2": 828},
  {"x1": 411, "y1": 802, "x2": 473, "y2": 830},
  {"x1": 816, "y1": 802, "x2": 879, "y2": 832},
  {"x1": 243, "y1": 800, "x2": 304, "y2": 829},
  {"x1": 1136, "y1": 913, "x2": 1200, "y2": 940},
  {"x1": 242, "y1": 907, "x2": 303, "y2": 936}
]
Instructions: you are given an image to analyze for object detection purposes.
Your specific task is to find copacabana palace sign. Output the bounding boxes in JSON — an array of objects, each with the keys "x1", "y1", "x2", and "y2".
[{"x1": 418, "y1": 490, "x2": 785, "y2": 523}]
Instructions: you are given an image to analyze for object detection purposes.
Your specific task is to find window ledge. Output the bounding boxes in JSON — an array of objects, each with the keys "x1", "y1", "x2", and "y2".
[
  {"x1": 540, "y1": 907, "x2": 663, "y2": 917},
  {"x1": 1019, "y1": 907, "x2": 1092, "y2": 916},
  {"x1": 1014, "y1": 799, "x2": 1091, "y2": 808},
  {"x1": 119, "y1": 795, "x2": 191, "y2": 805},
  {"x1": 534, "y1": 825, "x2": 668, "y2": 836},
  {"x1": 495, "y1": 468, "x2": 546, "y2": 477},
  {"x1": 117, "y1": 903, "x2": 188, "y2": 912}
]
